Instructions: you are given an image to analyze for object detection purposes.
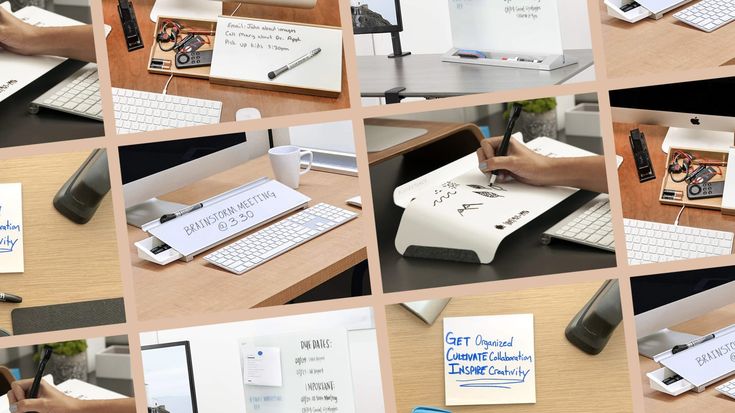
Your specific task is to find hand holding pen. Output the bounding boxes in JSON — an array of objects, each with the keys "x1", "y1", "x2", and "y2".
[{"x1": 488, "y1": 104, "x2": 522, "y2": 185}]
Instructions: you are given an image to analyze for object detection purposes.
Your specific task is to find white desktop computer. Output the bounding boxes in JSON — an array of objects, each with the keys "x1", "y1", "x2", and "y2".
[
  {"x1": 611, "y1": 77, "x2": 735, "y2": 153},
  {"x1": 120, "y1": 132, "x2": 251, "y2": 227},
  {"x1": 632, "y1": 265, "x2": 735, "y2": 358}
]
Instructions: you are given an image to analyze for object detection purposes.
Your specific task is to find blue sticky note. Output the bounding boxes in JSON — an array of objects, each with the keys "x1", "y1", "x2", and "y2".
[{"x1": 412, "y1": 407, "x2": 452, "y2": 413}]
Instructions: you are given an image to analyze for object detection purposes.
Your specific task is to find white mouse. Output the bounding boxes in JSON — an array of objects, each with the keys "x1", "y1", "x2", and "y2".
[{"x1": 236, "y1": 108, "x2": 262, "y2": 121}]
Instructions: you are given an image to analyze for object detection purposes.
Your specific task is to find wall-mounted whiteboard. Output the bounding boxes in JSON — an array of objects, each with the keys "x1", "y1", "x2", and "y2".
[
  {"x1": 447, "y1": 0, "x2": 564, "y2": 56},
  {"x1": 240, "y1": 329, "x2": 356, "y2": 413}
]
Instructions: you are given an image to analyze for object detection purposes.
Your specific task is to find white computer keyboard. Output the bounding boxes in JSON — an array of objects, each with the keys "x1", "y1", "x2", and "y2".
[
  {"x1": 112, "y1": 87, "x2": 222, "y2": 134},
  {"x1": 29, "y1": 64, "x2": 103, "y2": 121},
  {"x1": 541, "y1": 194, "x2": 615, "y2": 252},
  {"x1": 624, "y1": 218, "x2": 734, "y2": 265},
  {"x1": 673, "y1": 0, "x2": 735, "y2": 32},
  {"x1": 204, "y1": 203, "x2": 358, "y2": 275},
  {"x1": 716, "y1": 378, "x2": 735, "y2": 399}
]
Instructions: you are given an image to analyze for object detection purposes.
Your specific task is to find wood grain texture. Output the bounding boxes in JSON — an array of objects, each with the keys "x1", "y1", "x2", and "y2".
[
  {"x1": 0, "y1": 152, "x2": 122, "y2": 334},
  {"x1": 386, "y1": 281, "x2": 632, "y2": 413},
  {"x1": 614, "y1": 122, "x2": 735, "y2": 231},
  {"x1": 365, "y1": 119, "x2": 485, "y2": 166},
  {"x1": 598, "y1": 1, "x2": 735, "y2": 78},
  {"x1": 127, "y1": 155, "x2": 366, "y2": 320},
  {"x1": 103, "y1": 0, "x2": 349, "y2": 122},
  {"x1": 639, "y1": 302, "x2": 735, "y2": 412}
]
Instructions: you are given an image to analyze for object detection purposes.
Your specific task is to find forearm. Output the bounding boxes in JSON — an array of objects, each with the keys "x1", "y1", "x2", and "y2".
[
  {"x1": 78, "y1": 398, "x2": 136, "y2": 413},
  {"x1": 28, "y1": 25, "x2": 96, "y2": 62},
  {"x1": 542, "y1": 156, "x2": 609, "y2": 193}
]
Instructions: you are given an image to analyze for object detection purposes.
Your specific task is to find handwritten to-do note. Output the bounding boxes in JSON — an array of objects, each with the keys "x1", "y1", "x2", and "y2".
[
  {"x1": 210, "y1": 16, "x2": 343, "y2": 96},
  {"x1": 240, "y1": 329, "x2": 355, "y2": 413},
  {"x1": 0, "y1": 183, "x2": 23, "y2": 273},
  {"x1": 444, "y1": 314, "x2": 536, "y2": 406}
]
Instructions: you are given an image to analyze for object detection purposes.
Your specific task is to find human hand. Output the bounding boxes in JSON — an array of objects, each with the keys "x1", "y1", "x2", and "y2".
[
  {"x1": 476, "y1": 136, "x2": 556, "y2": 186},
  {"x1": 7, "y1": 379, "x2": 82, "y2": 413},
  {"x1": 0, "y1": 7, "x2": 41, "y2": 56}
]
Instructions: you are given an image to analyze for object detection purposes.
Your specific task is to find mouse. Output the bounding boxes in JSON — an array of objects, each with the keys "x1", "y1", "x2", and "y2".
[{"x1": 235, "y1": 108, "x2": 262, "y2": 122}]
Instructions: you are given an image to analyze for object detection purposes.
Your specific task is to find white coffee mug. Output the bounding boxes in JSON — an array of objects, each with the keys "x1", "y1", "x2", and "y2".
[{"x1": 268, "y1": 145, "x2": 313, "y2": 189}]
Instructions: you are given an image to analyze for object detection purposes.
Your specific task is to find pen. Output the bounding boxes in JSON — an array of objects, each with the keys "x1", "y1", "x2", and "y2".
[
  {"x1": 672, "y1": 333, "x2": 715, "y2": 354},
  {"x1": 160, "y1": 203, "x2": 204, "y2": 224},
  {"x1": 268, "y1": 48, "x2": 321, "y2": 80},
  {"x1": 489, "y1": 104, "x2": 522, "y2": 185},
  {"x1": 28, "y1": 346, "x2": 53, "y2": 400},
  {"x1": 0, "y1": 292, "x2": 21, "y2": 303}
]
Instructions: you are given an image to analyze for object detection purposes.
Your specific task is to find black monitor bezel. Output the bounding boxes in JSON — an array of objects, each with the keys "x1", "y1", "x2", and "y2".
[
  {"x1": 352, "y1": 0, "x2": 404, "y2": 35},
  {"x1": 142, "y1": 341, "x2": 199, "y2": 413}
]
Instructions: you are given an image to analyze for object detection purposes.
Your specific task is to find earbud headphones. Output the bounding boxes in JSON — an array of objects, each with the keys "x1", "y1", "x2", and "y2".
[{"x1": 157, "y1": 20, "x2": 183, "y2": 51}]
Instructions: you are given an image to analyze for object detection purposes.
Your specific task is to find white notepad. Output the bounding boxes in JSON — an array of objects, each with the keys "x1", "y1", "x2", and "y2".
[
  {"x1": 443, "y1": 314, "x2": 536, "y2": 406},
  {"x1": 0, "y1": 183, "x2": 24, "y2": 273},
  {"x1": 210, "y1": 16, "x2": 343, "y2": 96},
  {"x1": 0, "y1": 3, "x2": 83, "y2": 103}
]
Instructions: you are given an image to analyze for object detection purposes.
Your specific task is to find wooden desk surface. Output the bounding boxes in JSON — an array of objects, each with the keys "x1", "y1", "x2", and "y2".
[
  {"x1": 128, "y1": 155, "x2": 366, "y2": 321},
  {"x1": 599, "y1": 1, "x2": 735, "y2": 78},
  {"x1": 0, "y1": 152, "x2": 122, "y2": 334},
  {"x1": 365, "y1": 118, "x2": 484, "y2": 165},
  {"x1": 639, "y1": 302, "x2": 735, "y2": 412},
  {"x1": 103, "y1": 0, "x2": 350, "y2": 123},
  {"x1": 614, "y1": 122, "x2": 735, "y2": 232},
  {"x1": 386, "y1": 281, "x2": 632, "y2": 413}
]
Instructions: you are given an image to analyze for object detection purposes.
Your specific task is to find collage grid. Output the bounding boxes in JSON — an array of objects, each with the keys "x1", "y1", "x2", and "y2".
[{"x1": 0, "y1": 0, "x2": 734, "y2": 412}]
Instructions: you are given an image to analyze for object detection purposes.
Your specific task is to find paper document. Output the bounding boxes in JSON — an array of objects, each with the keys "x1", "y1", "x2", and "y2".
[
  {"x1": 443, "y1": 314, "x2": 536, "y2": 405},
  {"x1": 244, "y1": 346, "x2": 283, "y2": 386},
  {"x1": 0, "y1": 3, "x2": 83, "y2": 103},
  {"x1": 0, "y1": 183, "x2": 24, "y2": 273}
]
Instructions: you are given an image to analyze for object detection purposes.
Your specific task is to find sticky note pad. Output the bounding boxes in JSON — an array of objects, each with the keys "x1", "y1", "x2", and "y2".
[
  {"x1": 0, "y1": 183, "x2": 24, "y2": 273},
  {"x1": 443, "y1": 314, "x2": 536, "y2": 405},
  {"x1": 244, "y1": 346, "x2": 283, "y2": 387}
]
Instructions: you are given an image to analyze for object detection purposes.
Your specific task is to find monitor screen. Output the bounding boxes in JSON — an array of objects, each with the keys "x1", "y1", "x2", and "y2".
[
  {"x1": 351, "y1": 0, "x2": 402, "y2": 34},
  {"x1": 142, "y1": 341, "x2": 198, "y2": 413},
  {"x1": 610, "y1": 77, "x2": 735, "y2": 117},
  {"x1": 119, "y1": 133, "x2": 246, "y2": 185},
  {"x1": 631, "y1": 265, "x2": 735, "y2": 315}
]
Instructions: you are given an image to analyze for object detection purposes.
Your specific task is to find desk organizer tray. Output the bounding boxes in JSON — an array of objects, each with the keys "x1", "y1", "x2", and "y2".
[
  {"x1": 658, "y1": 146, "x2": 729, "y2": 210},
  {"x1": 148, "y1": 15, "x2": 343, "y2": 97},
  {"x1": 148, "y1": 15, "x2": 216, "y2": 79}
]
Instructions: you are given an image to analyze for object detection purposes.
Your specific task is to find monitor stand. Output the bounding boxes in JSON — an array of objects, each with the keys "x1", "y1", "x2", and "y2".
[
  {"x1": 637, "y1": 328, "x2": 698, "y2": 359},
  {"x1": 150, "y1": 0, "x2": 222, "y2": 22},
  {"x1": 661, "y1": 127, "x2": 734, "y2": 153},
  {"x1": 388, "y1": 32, "x2": 410, "y2": 58},
  {"x1": 125, "y1": 198, "x2": 187, "y2": 228}
]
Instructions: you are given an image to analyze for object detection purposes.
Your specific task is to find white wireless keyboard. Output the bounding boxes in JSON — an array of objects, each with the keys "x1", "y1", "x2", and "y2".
[
  {"x1": 716, "y1": 378, "x2": 735, "y2": 399},
  {"x1": 624, "y1": 218, "x2": 734, "y2": 265},
  {"x1": 29, "y1": 64, "x2": 103, "y2": 121},
  {"x1": 673, "y1": 0, "x2": 735, "y2": 32},
  {"x1": 204, "y1": 203, "x2": 358, "y2": 275},
  {"x1": 112, "y1": 87, "x2": 222, "y2": 134},
  {"x1": 541, "y1": 194, "x2": 615, "y2": 252}
]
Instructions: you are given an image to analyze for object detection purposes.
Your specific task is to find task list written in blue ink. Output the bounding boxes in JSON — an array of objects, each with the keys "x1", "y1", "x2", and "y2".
[
  {"x1": 443, "y1": 314, "x2": 536, "y2": 406},
  {"x1": 0, "y1": 183, "x2": 24, "y2": 273}
]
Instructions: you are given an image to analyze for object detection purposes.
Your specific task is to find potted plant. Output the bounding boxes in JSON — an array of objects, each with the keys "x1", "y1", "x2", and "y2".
[
  {"x1": 36, "y1": 340, "x2": 88, "y2": 383},
  {"x1": 505, "y1": 98, "x2": 558, "y2": 141}
]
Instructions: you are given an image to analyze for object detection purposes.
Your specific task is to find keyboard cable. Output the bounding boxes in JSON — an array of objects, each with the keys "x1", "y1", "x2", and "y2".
[
  {"x1": 162, "y1": 73, "x2": 174, "y2": 95},
  {"x1": 674, "y1": 205, "x2": 686, "y2": 226}
]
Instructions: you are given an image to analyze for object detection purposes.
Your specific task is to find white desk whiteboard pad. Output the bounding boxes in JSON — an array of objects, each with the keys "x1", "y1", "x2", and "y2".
[
  {"x1": 0, "y1": 377, "x2": 124, "y2": 413},
  {"x1": 660, "y1": 330, "x2": 735, "y2": 387},
  {"x1": 636, "y1": 0, "x2": 686, "y2": 14},
  {"x1": 240, "y1": 329, "x2": 356, "y2": 413},
  {"x1": 211, "y1": 16, "x2": 343, "y2": 93},
  {"x1": 0, "y1": 3, "x2": 82, "y2": 103},
  {"x1": 447, "y1": 0, "x2": 564, "y2": 56},
  {"x1": 365, "y1": 124, "x2": 428, "y2": 153},
  {"x1": 444, "y1": 314, "x2": 536, "y2": 405}
]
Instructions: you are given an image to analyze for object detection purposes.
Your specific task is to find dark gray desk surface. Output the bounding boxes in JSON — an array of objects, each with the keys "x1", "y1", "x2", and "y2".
[
  {"x1": 0, "y1": 5, "x2": 104, "y2": 149},
  {"x1": 6, "y1": 352, "x2": 134, "y2": 397},
  {"x1": 358, "y1": 49, "x2": 594, "y2": 98},
  {"x1": 371, "y1": 131, "x2": 616, "y2": 294}
]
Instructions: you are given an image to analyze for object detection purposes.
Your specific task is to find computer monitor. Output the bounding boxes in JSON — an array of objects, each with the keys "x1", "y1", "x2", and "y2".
[
  {"x1": 142, "y1": 341, "x2": 199, "y2": 413},
  {"x1": 632, "y1": 265, "x2": 735, "y2": 358},
  {"x1": 119, "y1": 133, "x2": 249, "y2": 227},
  {"x1": 150, "y1": 0, "x2": 318, "y2": 22},
  {"x1": 351, "y1": 0, "x2": 410, "y2": 57},
  {"x1": 610, "y1": 77, "x2": 735, "y2": 153}
]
